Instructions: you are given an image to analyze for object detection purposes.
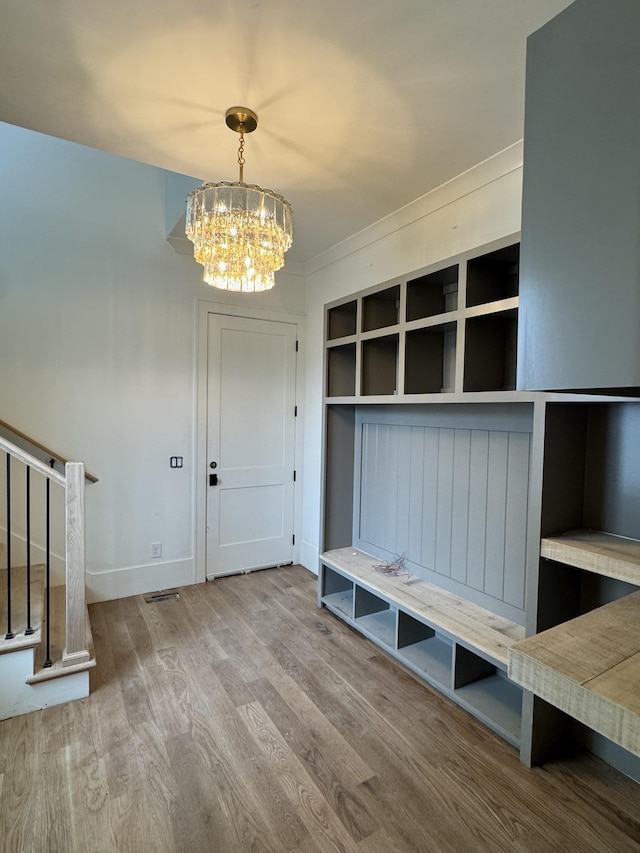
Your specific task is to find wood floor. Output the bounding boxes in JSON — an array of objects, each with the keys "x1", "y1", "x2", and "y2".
[{"x1": 1, "y1": 565, "x2": 639, "y2": 852}]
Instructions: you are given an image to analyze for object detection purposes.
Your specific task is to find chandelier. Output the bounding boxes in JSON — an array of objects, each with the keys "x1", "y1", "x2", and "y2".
[{"x1": 186, "y1": 107, "x2": 293, "y2": 293}]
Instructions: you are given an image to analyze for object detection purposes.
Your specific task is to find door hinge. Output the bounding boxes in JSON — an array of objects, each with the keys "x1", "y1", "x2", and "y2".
[
  {"x1": 293, "y1": 470, "x2": 297, "y2": 482},
  {"x1": 295, "y1": 339, "x2": 299, "y2": 352},
  {"x1": 294, "y1": 405, "x2": 298, "y2": 417},
  {"x1": 292, "y1": 534, "x2": 296, "y2": 545}
]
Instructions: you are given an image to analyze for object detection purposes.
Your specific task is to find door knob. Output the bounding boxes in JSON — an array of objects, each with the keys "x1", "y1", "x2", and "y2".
[{"x1": 209, "y1": 473, "x2": 218, "y2": 486}]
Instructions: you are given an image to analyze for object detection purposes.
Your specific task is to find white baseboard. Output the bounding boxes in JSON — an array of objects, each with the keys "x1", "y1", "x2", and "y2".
[
  {"x1": 300, "y1": 540, "x2": 319, "y2": 575},
  {"x1": 86, "y1": 558, "x2": 195, "y2": 603}
]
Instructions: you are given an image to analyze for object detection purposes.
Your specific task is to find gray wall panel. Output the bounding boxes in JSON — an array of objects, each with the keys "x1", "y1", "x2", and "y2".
[
  {"x1": 451, "y1": 430, "x2": 472, "y2": 584},
  {"x1": 435, "y1": 428, "x2": 455, "y2": 578},
  {"x1": 420, "y1": 427, "x2": 439, "y2": 571},
  {"x1": 504, "y1": 432, "x2": 531, "y2": 608},
  {"x1": 484, "y1": 431, "x2": 509, "y2": 600},
  {"x1": 356, "y1": 411, "x2": 531, "y2": 622},
  {"x1": 407, "y1": 427, "x2": 425, "y2": 564},
  {"x1": 467, "y1": 430, "x2": 490, "y2": 592}
]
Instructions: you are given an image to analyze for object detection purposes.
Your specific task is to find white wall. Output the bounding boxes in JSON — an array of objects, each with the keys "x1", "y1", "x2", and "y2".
[
  {"x1": 0, "y1": 122, "x2": 305, "y2": 601},
  {"x1": 299, "y1": 143, "x2": 525, "y2": 573}
]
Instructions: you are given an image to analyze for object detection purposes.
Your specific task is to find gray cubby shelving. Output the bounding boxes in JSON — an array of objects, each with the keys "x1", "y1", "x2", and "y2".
[
  {"x1": 320, "y1": 233, "x2": 640, "y2": 777},
  {"x1": 323, "y1": 234, "x2": 520, "y2": 402},
  {"x1": 318, "y1": 549, "x2": 524, "y2": 746}
]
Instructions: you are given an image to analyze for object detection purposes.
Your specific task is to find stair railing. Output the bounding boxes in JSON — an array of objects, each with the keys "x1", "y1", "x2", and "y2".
[{"x1": 1, "y1": 435, "x2": 90, "y2": 667}]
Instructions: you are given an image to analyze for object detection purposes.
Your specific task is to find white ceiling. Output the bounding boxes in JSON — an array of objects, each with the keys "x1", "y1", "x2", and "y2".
[{"x1": 0, "y1": 0, "x2": 573, "y2": 264}]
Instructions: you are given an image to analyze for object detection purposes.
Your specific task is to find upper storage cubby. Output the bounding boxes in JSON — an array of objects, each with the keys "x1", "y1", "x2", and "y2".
[
  {"x1": 406, "y1": 265, "x2": 458, "y2": 321},
  {"x1": 323, "y1": 235, "x2": 520, "y2": 401},
  {"x1": 327, "y1": 300, "x2": 357, "y2": 340},
  {"x1": 362, "y1": 334, "x2": 399, "y2": 396},
  {"x1": 466, "y1": 244, "x2": 520, "y2": 307},
  {"x1": 362, "y1": 285, "x2": 400, "y2": 332},
  {"x1": 326, "y1": 342, "x2": 357, "y2": 397},
  {"x1": 405, "y1": 322, "x2": 456, "y2": 394},
  {"x1": 463, "y1": 309, "x2": 518, "y2": 393}
]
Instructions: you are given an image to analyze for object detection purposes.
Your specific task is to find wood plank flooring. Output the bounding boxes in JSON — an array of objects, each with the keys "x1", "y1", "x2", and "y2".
[{"x1": 0, "y1": 564, "x2": 639, "y2": 852}]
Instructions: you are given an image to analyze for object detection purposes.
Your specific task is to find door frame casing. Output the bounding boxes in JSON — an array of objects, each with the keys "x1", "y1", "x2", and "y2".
[{"x1": 195, "y1": 299, "x2": 304, "y2": 584}]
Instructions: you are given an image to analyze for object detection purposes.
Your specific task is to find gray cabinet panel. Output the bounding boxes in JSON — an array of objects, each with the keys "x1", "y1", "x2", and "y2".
[{"x1": 518, "y1": 0, "x2": 640, "y2": 391}]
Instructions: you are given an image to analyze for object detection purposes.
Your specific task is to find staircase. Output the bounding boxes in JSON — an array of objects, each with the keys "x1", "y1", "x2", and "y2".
[{"x1": 0, "y1": 433, "x2": 96, "y2": 720}]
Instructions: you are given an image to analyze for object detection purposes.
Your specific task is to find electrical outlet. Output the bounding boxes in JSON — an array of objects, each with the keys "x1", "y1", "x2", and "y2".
[{"x1": 151, "y1": 542, "x2": 162, "y2": 559}]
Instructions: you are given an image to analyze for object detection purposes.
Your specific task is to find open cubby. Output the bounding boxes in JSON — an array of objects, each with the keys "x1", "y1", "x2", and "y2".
[
  {"x1": 541, "y1": 402, "x2": 640, "y2": 542},
  {"x1": 453, "y1": 645, "x2": 522, "y2": 745},
  {"x1": 466, "y1": 243, "x2": 520, "y2": 307},
  {"x1": 362, "y1": 285, "x2": 400, "y2": 332},
  {"x1": 361, "y1": 335, "x2": 398, "y2": 396},
  {"x1": 404, "y1": 322, "x2": 456, "y2": 394},
  {"x1": 396, "y1": 610, "x2": 453, "y2": 687},
  {"x1": 326, "y1": 343, "x2": 356, "y2": 397},
  {"x1": 321, "y1": 566, "x2": 354, "y2": 618},
  {"x1": 463, "y1": 309, "x2": 517, "y2": 392},
  {"x1": 406, "y1": 265, "x2": 458, "y2": 320},
  {"x1": 327, "y1": 300, "x2": 357, "y2": 340},
  {"x1": 354, "y1": 586, "x2": 396, "y2": 646}
]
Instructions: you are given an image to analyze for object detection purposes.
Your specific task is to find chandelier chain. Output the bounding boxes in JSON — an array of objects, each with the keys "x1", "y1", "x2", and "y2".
[{"x1": 237, "y1": 126, "x2": 245, "y2": 182}]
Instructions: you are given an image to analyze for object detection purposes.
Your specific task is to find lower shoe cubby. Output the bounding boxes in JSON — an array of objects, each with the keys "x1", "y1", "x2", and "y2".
[
  {"x1": 453, "y1": 644, "x2": 522, "y2": 747},
  {"x1": 354, "y1": 585, "x2": 397, "y2": 648},
  {"x1": 321, "y1": 566, "x2": 354, "y2": 618},
  {"x1": 396, "y1": 610, "x2": 453, "y2": 688}
]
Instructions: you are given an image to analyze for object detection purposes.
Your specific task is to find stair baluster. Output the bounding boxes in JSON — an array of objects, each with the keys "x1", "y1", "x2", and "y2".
[
  {"x1": 25, "y1": 466, "x2": 33, "y2": 636},
  {"x1": 4, "y1": 453, "x2": 13, "y2": 640},
  {"x1": 44, "y1": 465, "x2": 52, "y2": 667}
]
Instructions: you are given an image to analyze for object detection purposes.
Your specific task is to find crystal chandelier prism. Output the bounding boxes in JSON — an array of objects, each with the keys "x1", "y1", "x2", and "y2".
[{"x1": 186, "y1": 107, "x2": 293, "y2": 293}]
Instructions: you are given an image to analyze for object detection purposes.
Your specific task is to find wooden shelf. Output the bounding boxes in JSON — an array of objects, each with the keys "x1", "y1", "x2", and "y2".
[
  {"x1": 321, "y1": 548, "x2": 525, "y2": 668},
  {"x1": 509, "y1": 590, "x2": 640, "y2": 758},
  {"x1": 541, "y1": 529, "x2": 640, "y2": 586}
]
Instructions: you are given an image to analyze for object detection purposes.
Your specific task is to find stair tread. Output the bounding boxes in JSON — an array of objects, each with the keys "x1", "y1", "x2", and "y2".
[{"x1": 0, "y1": 565, "x2": 44, "y2": 654}]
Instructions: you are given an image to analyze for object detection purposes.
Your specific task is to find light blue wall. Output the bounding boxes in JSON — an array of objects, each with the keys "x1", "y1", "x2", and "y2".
[{"x1": 0, "y1": 121, "x2": 304, "y2": 599}]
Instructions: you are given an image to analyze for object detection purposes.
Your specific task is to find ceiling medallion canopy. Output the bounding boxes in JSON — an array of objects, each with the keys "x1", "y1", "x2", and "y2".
[{"x1": 186, "y1": 107, "x2": 293, "y2": 293}]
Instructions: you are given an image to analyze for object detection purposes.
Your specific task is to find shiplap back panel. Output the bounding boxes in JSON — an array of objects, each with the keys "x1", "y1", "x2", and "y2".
[{"x1": 356, "y1": 409, "x2": 531, "y2": 623}]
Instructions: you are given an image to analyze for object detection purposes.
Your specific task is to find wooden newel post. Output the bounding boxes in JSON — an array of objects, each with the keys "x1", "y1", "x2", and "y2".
[{"x1": 63, "y1": 461, "x2": 90, "y2": 666}]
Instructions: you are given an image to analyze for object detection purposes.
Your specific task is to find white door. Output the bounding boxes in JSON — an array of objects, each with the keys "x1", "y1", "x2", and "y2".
[{"x1": 206, "y1": 313, "x2": 297, "y2": 578}]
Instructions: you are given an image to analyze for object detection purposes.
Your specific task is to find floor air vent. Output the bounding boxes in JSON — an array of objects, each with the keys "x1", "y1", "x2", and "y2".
[{"x1": 144, "y1": 592, "x2": 180, "y2": 604}]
